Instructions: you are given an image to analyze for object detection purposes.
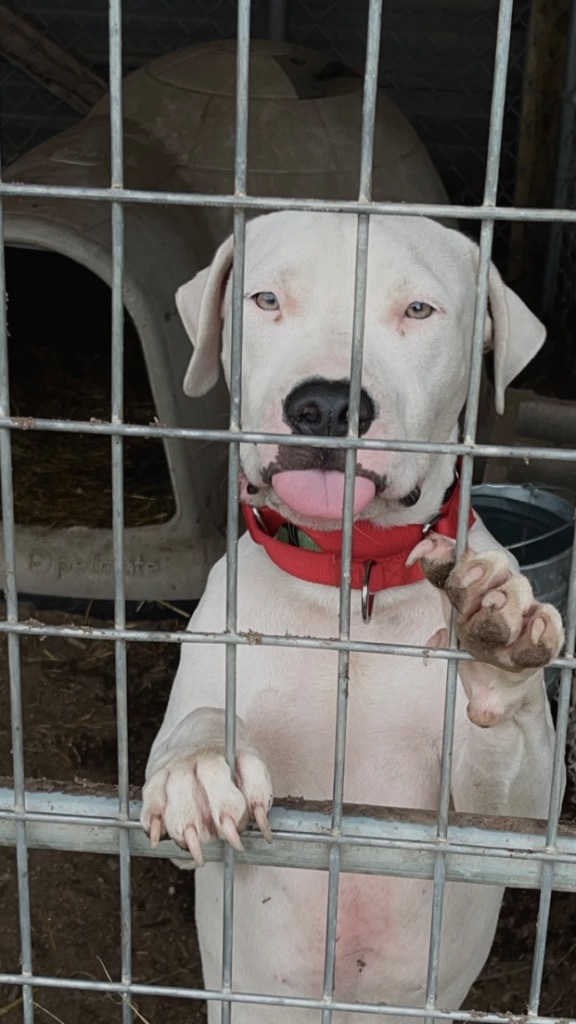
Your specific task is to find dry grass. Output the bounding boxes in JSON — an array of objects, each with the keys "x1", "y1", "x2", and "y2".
[{"x1": 11, "y1": 428, "x2": 175, "y2": 529}]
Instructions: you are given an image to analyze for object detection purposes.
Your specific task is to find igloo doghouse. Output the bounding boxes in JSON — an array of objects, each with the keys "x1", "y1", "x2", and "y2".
[{"x1": 3, "y1": 39, "x2": 448, "y2": 601}]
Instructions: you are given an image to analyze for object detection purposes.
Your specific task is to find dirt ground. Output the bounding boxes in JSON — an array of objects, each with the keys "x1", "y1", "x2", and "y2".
[{"x1": 0, "y1": 605, "x2": 575, "y2": 1024}]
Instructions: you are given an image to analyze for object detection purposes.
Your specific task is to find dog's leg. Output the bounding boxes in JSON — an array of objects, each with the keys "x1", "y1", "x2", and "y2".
[
  {"x1": 140, "y1": 707, "x2": 273, "y2": 864},
  {"x1": 408, "y1": 533, "x2": 565, "y2": 817}
]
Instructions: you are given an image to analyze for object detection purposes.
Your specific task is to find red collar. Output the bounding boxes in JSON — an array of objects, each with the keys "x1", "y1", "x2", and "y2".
[{"x1": 242, "y1": 477, "x2": 474, "y2": 593}]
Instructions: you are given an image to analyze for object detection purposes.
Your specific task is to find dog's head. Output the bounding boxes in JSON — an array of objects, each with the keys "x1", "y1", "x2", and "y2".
[{"x1": 176, "y1": 212, "x2": 545, "y2": 529}]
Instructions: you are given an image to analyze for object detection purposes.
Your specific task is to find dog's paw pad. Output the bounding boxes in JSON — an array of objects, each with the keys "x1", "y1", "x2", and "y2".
[
  {"x1": 509, "y1": 603, "x2": 564, "y2": 670},
  {"x1": 444, "y1": 550, "x2": 512, "y2": 618},
  {"x1": 438, "y1": 550, "x2": 565, "y2": 673}
]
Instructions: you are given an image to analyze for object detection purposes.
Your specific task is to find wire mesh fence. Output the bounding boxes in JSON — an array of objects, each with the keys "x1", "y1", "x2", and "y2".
[
  {"x1": 0, "y1": 0, "x2": 575, "y2": 1022},
  {"x1": 2, "y1": 0, "x2": 575, "y2": 319}
]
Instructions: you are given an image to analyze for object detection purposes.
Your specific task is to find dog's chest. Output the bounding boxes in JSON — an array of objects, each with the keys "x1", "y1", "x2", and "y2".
[{"x1": 237, "y1": 560, "x2": 450, "y2": 807}]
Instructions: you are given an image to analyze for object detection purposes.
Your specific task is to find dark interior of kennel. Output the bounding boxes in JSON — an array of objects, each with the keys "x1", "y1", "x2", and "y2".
[
  {"x1": 5, "y1": 247, "x2": 175, "y2": 529},
  {"x1": 1, "y1": 1, "x2": 576, "y2": 1022}
]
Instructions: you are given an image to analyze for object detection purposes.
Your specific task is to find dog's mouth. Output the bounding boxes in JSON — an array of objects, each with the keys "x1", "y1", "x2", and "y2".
[
  {"x1": 270, "y1": 468, "x2": 376, "y2": 520},
  {"x1": 248, "y1": 446, "x2": 399, "y2": 521}
]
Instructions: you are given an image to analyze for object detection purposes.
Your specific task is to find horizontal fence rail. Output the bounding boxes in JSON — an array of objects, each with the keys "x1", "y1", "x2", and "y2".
[
  {"x1": 3, "y1": 181, "x2": 576, "y2": 223},
  {"x1": 1, "y1": 790, "x2": 576, "y2": 891}
]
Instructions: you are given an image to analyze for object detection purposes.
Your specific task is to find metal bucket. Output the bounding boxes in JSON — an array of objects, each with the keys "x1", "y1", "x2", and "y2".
[
  {"x1": 472, "y1": 484, "x2": 574, "y2": 611},
  {"x1": 472, "y1": 484, "x2": 575, "y2": 695}
]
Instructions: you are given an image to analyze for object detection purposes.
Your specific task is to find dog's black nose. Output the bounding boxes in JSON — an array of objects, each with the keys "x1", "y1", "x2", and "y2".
[{"x1": 283, "y1": 380, "x2": 375, "y2": 437}]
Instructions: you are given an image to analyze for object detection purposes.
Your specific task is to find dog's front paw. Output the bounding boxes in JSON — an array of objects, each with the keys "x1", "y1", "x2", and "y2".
[
  {"x1": 409, "y1": 532, "x2": 564, "y2": 672},
  {"x1": 141, "y1": 750, "x2": 273, "y2": 866}
]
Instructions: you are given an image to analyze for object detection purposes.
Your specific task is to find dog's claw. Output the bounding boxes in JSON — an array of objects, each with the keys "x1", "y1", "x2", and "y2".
[
  {"x1": 424, "y1": 627, "x2": 448, "y2": 651},
  {"x1": 219, "y1": 815, "x2": 245, "y2": 853},
  {"x1": 405, "y1": 537, "x2": 437, "y2": 567},
  {"x1": 149, "y1": 813, "x2": 164, "y2": 849},
  {"x1": 253, "y1": 803, "x2": 273, "y2": 843},
  {"x1": 184, "y1": 824, "x2": 205, "y2": 866},
  {"x1": 530, "y1": 614, "x2": 546, "y2": 646},
  {"x1": 142, "y1": 748, "x2": 272, "y2": 864}
]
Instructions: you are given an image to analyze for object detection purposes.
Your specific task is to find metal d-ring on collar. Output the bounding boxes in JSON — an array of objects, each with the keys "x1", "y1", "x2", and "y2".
[
  {"x1": 422, "y1": 466, "x2": 460, "y2": 536},
  {"x1": 252, "y1": 508, "x2": 271, "y2": 535},
  {"x1": 362, "y1": 560, "x2": 376, "y2": 623}
]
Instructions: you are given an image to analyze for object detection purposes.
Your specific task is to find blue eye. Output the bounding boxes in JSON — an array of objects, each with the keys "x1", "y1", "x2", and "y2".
[
  {"x1": 405, "y1": 301, "x2": 433, "y2": 319},
  {"x1": 254, "y1": 292, "x2": 279, "y2": 311}
]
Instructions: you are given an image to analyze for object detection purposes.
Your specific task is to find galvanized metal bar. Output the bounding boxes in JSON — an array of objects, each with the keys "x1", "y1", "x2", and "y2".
[
  {"x1": 220, "y1": 6, "x2": 251, "y2": 1020},
  {"x1": 108, "y1": 0, "x2": 132, "y2": 1018},
  {"x1": 322, "y1": 9, "x2": 382, "y2": 1014},
  {"x1": 1, "y1": 788, "x2": 576, "y2": 848},
  {"x1": 524, "y1": 684, "x2": 569, "y2": 1011},
  {"x1": 527, "y1": 514, "x2": 576, "y2": 1013},
  {"x1": 527, "y1": 862, "x2": 554, "y2": 1016},
  {"x1": 2, "y1": 807, "x2": 576, "y2": 887},
  {"x1": 322, "y1": 212, "x2": 371, "y2": 1021},
  {"x1": 3, "y1": 815, "x2": 573, "y2": 888},
  {"x1": 321, "y1": 843, "x2": 342, "y2": 1018},
  {"x1": 428, "y1": 215, "x2": 499, "y2": 857},
  {"x1": 4, "y1": 181, "x2": 576, "y2": 222},
  {"x1": 0, "y1": 968, "x2": 575, "y2": 1022},
  {"x1": 0, "y1": 617, "x2": 574, "y2": 670},
  {"x1": 540, "y1": 405, "x2": 576, "y2": 851},
  {"x1": 0, "y1": 152, "x2": 35, "y2": 1023},
  {"x1": 424, "y1": 2, "x2": 515, "y2": 1015},
  {"x1": 2, "y1": 796, "x2": 576, "y2": 865},
  {"x1": 542, "y1": 0, "x2": 576, "y2": 314},
  {"x1": 108, "y1": 0, "x2": 123, "y2": 190},
  {"x1": 357, "y1": 0, "x2": 383, "y2": 205},
  {"x1": 268, "y1": 0, "x2": 288, "y2": 41},
  {"x1": 421, "y1": 210, "x2": 498, "y2": 985},
  {"x1": 1, "y1": 414, "x2": 576, "y2": 463}
]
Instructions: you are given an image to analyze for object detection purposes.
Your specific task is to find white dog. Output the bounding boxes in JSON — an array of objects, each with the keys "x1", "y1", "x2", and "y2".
[{"x1": 142, "y1": 213, "x2": 564, "y2": 1023}]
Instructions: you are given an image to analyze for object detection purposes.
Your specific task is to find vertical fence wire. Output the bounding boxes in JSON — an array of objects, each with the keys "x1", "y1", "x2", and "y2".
[
  {"x1": 527, "y1": 528, "x2": 576, "y2": 1014},
  {"x1": 108, "y1": 1, "x2": 132, "y2": 1020},
  {"x1": 268, "y1": 0, "x2": 288, "y2": 41},
  {"x1": 423, "y1": 1, "x2": 515, "y2": 1015},
  {"x1": 0, "y1": 149, "x2": 35, "y2": 1024},
  {"x1": 321, "y1": 3, "x2": 382, "y2": 1020},
  {"x1": 221, "y1": 3, "x2": 251, "y2": 1022},
  {"x1": 541, "y1": 0, "x2": 576, "y2": 316}
]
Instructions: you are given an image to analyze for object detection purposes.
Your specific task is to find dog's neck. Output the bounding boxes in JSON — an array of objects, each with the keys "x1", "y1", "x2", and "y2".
[{"x1": 242, "y1": 467, "x2": 473, "y2": 609}]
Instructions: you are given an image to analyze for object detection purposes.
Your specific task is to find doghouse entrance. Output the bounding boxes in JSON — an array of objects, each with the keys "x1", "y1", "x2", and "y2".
[{"x1": 5, "y1": 247, "x2": 176, "y2": 530}]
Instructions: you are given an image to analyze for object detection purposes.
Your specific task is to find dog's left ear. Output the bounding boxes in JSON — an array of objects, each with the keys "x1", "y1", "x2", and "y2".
[
  {"x1": 176, "y1": 235, "x2": 234, "y2": 397},
  {"x1": 485, "y1": 263, "x2": 546, "y2": 414}
]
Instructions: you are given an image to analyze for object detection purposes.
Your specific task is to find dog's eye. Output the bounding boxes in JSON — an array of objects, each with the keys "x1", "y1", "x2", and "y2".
[
  {"x1": 253, "y1": 292, "x2": 279, "y2": 311},
  {"x1": 405, "y1": 301, "x2": 433, "y2": 319}
]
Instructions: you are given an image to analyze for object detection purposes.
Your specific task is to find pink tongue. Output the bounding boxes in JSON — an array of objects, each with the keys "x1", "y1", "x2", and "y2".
[{"x1": 272, "y1": 470, "x2": 376, "y2": 520}]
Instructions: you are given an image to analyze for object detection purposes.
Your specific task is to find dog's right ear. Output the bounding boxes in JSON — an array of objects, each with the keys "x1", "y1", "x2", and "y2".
[{"x1": 176, "y1": 235, "x2": 234, "y2": 397}]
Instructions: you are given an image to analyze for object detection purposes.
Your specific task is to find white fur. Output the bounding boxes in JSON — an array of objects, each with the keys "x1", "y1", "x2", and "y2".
[{"x1": 143, "y1": 213, "x2": 561, "y2": 1023}]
